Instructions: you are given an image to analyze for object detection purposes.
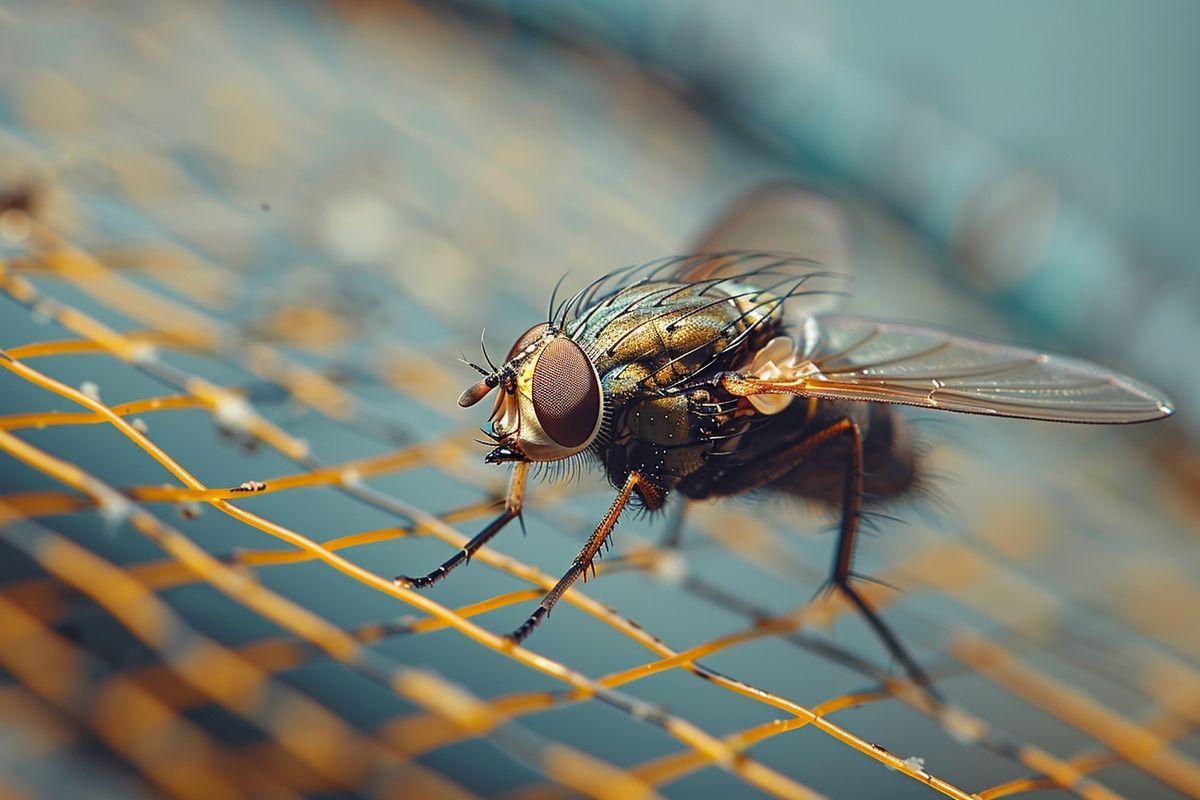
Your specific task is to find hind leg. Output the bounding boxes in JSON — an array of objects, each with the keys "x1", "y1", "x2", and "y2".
[
  {"x1": 819, "y1": 418, "x2": 939, "y2": 697},
  {"x1": 717, "y1": 374, "x2": 935, "y2": 694}
]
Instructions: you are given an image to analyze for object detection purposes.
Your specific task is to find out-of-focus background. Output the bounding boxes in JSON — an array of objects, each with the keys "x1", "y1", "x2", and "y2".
[{"x1": 1, "y1": 2, "x2": 1198, "y2": 798}]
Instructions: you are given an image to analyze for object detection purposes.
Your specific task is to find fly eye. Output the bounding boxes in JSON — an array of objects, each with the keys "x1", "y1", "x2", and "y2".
[
  {"x1": 506, "y1": 323, "x2": 550, "y2": 363},
  {"x1": 531, "y1": 337, "x2": 601, "y2": 449}
]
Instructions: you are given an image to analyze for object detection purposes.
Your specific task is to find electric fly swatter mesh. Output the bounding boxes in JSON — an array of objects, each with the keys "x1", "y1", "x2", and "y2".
[{"x1": 0, "y1": 4, "x2": 1197, "y2": 800}]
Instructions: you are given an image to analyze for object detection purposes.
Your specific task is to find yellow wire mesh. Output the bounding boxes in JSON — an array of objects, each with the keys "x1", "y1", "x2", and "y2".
[{"x1": 1, "y1": 3, "x2": 1198, "y2": 799}]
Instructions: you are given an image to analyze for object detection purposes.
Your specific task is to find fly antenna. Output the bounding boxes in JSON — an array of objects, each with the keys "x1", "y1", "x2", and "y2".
[{"x1": 458, "y1": 353, "x2": 492, "y2": 378}]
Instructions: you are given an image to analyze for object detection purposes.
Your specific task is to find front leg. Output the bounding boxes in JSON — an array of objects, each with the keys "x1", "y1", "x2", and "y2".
[
  {"x1": 395, "y1": 462, "x2": 528, "y2": 589},
  {"x1": 509, "y1": 471, "x2": 657, "y2": 643}
]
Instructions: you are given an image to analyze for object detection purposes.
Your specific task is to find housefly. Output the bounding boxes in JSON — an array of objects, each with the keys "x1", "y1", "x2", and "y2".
[{"x1": 395, "y1": 250, "x2": 1174, "y2": 690}]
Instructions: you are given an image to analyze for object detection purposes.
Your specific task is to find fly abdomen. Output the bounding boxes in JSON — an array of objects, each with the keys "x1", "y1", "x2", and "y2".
[
  {"x1": 766, "y1": 401, "x2": 919, "y2": 506},
  {"x1": 859, "y1": 403, "x2": 919, "y2": 500}
]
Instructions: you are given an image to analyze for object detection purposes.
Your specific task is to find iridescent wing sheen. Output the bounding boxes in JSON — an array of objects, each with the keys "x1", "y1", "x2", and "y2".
[{"x1": 750, "y1": 315, "x2": 1174, "y2": 424}]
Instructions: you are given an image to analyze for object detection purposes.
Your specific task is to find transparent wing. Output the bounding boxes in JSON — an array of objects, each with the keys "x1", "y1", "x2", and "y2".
[
  {"x1": 558, "y1": 187, "x2": 853, "y2": 324},
  {"x1": 747, "y1": 315, "x2": 1174, "y2": 424},
  {"x1": 681, "y1": 184, "x2": 855, "y2": 318}
]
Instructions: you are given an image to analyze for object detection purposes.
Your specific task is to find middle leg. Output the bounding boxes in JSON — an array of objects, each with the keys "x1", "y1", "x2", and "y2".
[{"x1": 509, "y1": 471, "x2": 652, "y2": 643}]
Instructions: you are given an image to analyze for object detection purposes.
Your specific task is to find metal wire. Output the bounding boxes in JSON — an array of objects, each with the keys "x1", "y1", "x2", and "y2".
[{"x1": 0, "y1": 3, "x2": 1197, "y2": 799}]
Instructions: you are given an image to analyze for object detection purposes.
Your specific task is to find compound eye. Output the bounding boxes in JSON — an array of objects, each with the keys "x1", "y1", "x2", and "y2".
[
  {"x1": 506, "y1": 323, "x2": 550, "y2": 363},
  {"x1": 531, "y1": 337, "x2": 601, "y2": 449}
]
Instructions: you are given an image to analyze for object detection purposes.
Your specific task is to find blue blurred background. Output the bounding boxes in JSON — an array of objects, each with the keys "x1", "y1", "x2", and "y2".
[
  {"x1": 1, "y1": 2, "x2": 1197, "y2": 798},
  {"x1": 470, "y1": 0, "x2": 1200, "y2": 438}
]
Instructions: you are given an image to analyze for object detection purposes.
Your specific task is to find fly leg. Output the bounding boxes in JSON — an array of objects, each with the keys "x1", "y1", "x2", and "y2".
[
  {"x1": 395, "y1": 462, "x2": 528, "y2": 589},
  {"x1": 509, "y1": 471, "x2": 651, "y2": 643},
  {"x1": 820, "y1": 418, "x2": 939, "y2": 697},
  {"x1": 660, "y1": 498, "x2": 689, "y2": 549},
  {"x1": 718, "y1": 372, "x2": 937, "y2": 696}
]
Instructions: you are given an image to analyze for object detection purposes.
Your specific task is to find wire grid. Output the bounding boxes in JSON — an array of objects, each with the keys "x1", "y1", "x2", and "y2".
[{"x1": 1, "y1": 3, "x2": 1199, "y2": 799}]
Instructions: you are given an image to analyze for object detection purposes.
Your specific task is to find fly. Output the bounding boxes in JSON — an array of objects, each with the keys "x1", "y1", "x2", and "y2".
[{"x1": 395, "y1": 251, "x2": 1174, "y2": 693}]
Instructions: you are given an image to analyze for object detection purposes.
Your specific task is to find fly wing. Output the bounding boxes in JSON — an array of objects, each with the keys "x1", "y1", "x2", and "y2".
[
  {"x1": 734, "y1": 315, "x2": 1173, "y2": 424},
  {"x1": 678, "y1": 185, "x2": 854, "y2": 318},
  {"x1": 558, "y1": 188, "x2": 852, "y2": 326}
]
